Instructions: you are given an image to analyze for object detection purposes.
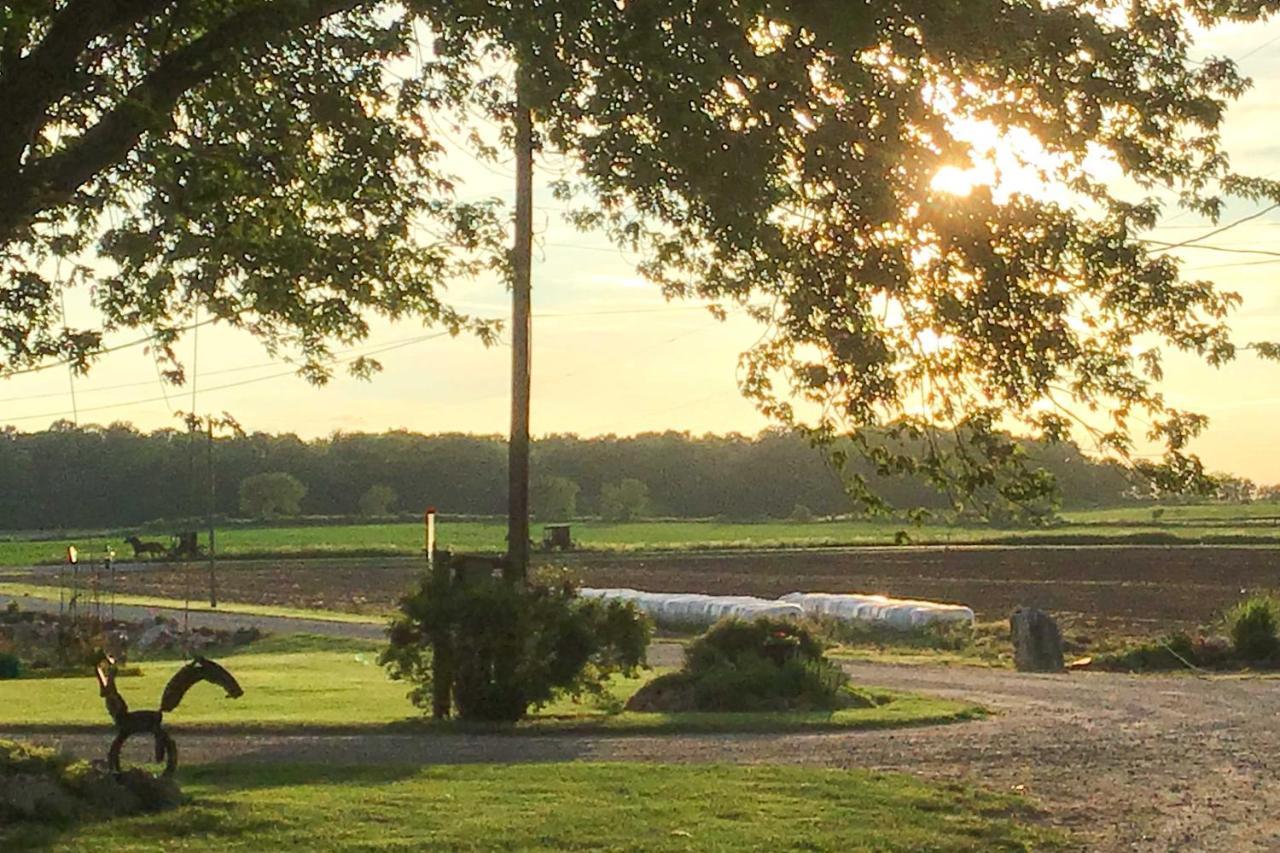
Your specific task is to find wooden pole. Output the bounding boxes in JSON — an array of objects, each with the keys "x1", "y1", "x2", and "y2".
[
  {"x1": 207, "y1": 416, "x2": 217, "y2": 608},
  {"x1": 506, "y1": 67, "x2": 534, "y2": 583}
]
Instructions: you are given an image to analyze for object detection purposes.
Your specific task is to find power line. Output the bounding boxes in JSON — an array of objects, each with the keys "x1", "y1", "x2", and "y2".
[
  {"x1": 0, "y1": 357, "x2": 304, "y2": 405},
  {"x1": 1186, "y1": 257, "x2": 1280, "y2": 272},
  {"x1": 1, "y1": 303, "x2": 722, "y2": 406},
  {"x1": 2, "y1": 332, "x2": 452, "y2": 426},
  {"x1": 0, "y1": 317, "x2": 217, "y2": 380},
  {"x1": 1147, "y1": 202, "x2": 1280, "y2": 254},
  {"x1": 1234, "y1": 31, "x2": 1280, "y2": 63},
  {"x1": 534, "y1": 304, "x2": 720, "y2": 318},
  {"x1": 1144, "y1": 240, "x2": 1280, "y2": 259}
]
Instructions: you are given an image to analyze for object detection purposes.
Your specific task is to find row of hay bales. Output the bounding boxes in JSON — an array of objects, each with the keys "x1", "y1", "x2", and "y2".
[{"x1": 579, "y1": 588, "x2": 974, "y2": 631}]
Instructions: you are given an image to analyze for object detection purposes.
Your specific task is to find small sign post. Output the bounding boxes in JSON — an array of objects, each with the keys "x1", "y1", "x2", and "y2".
[
  {"x1": 66, "y1": 544, "x2": 80, "y2": 618},
  {"x1": 424, "y1": 506, "x2": 437, "y2": 568},
  {"x1": 62, "y1": 545, "x2": 78, "y2": 614}
]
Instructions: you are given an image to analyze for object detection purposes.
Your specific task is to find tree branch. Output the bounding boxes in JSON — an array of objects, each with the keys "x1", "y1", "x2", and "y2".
[
  {"x1": 0, "y1": 0, "x2": 367, "y2": 242},
  {"x1": 0, "y1": 0, "x2": 174, "y2": 181}
]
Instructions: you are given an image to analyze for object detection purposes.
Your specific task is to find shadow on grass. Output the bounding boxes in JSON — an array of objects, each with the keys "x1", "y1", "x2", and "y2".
[
  {"x1": 0, "y1": 797, "x2": 277, "y2": 852},
  {"x1": 181, "y1": 761, "x2": 424, "y2": 790}
]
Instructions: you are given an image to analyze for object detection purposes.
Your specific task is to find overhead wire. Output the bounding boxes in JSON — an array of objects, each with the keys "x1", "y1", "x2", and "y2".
[
  {"x1": 1146, "y1": 202, "x2": 1280, "y2": 254},
  {"x1": 2, "y1": 331, "x2": 454, "y2": 426},
  {"x1": 0, "y1": 316, "x2": 218, "y2": 380},
  {"x1": 1144, "y1": 240, "x2": 1280, "y2": 259}
]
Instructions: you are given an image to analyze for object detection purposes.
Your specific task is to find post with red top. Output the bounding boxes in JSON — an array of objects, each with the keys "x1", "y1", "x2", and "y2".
[
  {"x1": 62, "y1": 545, "x2": 78, "y2": 615},
  {"x1": 424, "y1": 507, "x2": 437, "y2": 568},
  {"x1": 425, "y1": 506, "x2": 452, "y2": 719}
]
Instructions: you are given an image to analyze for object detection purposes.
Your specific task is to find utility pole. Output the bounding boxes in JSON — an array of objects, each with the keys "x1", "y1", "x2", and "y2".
[{"x1": 506, "y1": 67, "x2": 534, "y2": 583}]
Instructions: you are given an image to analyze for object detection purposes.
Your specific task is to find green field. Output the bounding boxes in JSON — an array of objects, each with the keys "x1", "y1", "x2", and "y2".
[
  {"x1": 0, "y1": 635, "x2": 979, "y2": 733},
  {"x1": 1060, "y1": 503, "x2": 1280, "y2": 525},
  {"x1": 1, "y1": 761, "x2": 1061, "y2": 851},
  {"x1": 2, "y1": 503, "x2": 1279, "y2": 567}
]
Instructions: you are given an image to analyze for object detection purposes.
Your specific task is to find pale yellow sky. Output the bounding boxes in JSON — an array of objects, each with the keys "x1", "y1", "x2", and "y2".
[{"x1": 2, "y1": 17, "x2": 1278, "y2": 484}]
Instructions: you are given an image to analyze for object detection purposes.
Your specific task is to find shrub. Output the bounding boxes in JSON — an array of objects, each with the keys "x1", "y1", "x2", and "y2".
[
  {"x1": 238, "y1": 471, "x2": 307, "y2": 519},
  {"x1": 381, "y1": 567, "x2": 650, "y2": 722},
  {"x1": 357, "y1": 484, "x2": 397, "y2": 517},
  {"x1": 532, "y1": 476, "x2": 579, "y2": 521},
  {"x1": 686, "y1": 618, "x2": 827, "y2": 673},
  {"x1": 1228, "y1": 595, "x2": 1280, "y2": 661},
  {"x1": 1089, "y1": 632, "x2": 1198, "y2": 672},
  {"x1": 789, "y1": 503, "x2": 814, "y2": 523},
  {"x1": 0, "y1": 652, "x2": 19, "y2": 680},
  {"x1": 631, "y1": 618, "x2": 851, "y2": 713},
  {"x1": 598, "y1": 478, "x2": 650, "y2": 522}
]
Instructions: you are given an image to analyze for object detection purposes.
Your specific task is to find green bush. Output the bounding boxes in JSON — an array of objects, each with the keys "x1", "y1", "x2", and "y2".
[
  {"x1": 645, "y1": 618, "x2": 850, "y2": 712},
  {"x1": 1089, "y1": 632, "x2": 1201, "y2": 672},
  {"x1": 1228, "y1": 595, "x2": 1280, "y2": 661},
  {"x1": 382, "y1": 567, "x2": 650, "y2": 722},
  {"x1": 686, "y1": 618, "x2": 826, "y2": 672},
  {"x1": 0, "y1": 652, "x2": 19, "y2": 680}
]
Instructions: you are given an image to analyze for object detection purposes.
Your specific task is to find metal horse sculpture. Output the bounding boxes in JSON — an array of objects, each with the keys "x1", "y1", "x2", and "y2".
[{"x1": 96, "y1": 655, "x2": 244, "y2": 776}]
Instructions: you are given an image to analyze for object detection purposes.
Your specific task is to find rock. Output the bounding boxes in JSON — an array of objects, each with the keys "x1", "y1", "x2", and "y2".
[
  {"x1": 136, "y1": 622, "x2": 175, "y2": 651},
  {"x1": 113, "y1": 769, "x2": 185, "y2": 812},
  {"x1": 0, "y1": 773, "x2": 79, "y2": 822},
  {"x1": 1010, "y1": 607, "x2": 1065, "y2": 672}
]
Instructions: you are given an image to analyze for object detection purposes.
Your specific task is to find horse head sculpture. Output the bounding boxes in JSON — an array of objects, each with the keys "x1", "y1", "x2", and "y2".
[{"x1": 96, "y1": 655, "x2": 244, "y2": 775}]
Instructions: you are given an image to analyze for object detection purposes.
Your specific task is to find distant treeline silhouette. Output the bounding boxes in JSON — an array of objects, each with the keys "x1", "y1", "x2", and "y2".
[{"x1": 0, "y1": 420, "x2": 1151, "y2": 531}]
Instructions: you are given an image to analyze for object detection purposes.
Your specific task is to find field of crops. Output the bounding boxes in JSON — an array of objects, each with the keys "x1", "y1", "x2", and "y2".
[{"x1": 2, "y1": 502, "x2": 1279, "y2": 567}]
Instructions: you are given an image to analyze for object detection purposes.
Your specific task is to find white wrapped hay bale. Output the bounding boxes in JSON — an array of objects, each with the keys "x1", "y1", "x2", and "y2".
[
  {"x1": 780, "y1": 592, "x2": 974, "y2": 629},
  {"x1": 579, "y1": 588, "x2": 804, "y2": 629}
]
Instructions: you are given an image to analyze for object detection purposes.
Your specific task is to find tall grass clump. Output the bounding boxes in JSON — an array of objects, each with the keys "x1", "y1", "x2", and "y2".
[{"x1": 1227, "y1": 594, "x2": 1280, "y2": 662}]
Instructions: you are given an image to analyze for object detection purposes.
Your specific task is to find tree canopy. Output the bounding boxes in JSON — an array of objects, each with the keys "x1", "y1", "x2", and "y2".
[
  {"x1": 0, "y1": 424, "x2": 1176, "y2": 530},
  {"x1": 3, "y1": 0, "x2": 1278, "y2": 508},
  {"x1": 238, "y1": 470, "x2": 308, "y2": 519}
]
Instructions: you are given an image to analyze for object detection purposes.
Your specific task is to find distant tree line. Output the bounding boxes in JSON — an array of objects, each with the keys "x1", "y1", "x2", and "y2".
[{"x1": 0, "y1": 421, "x2": 1269, "y2": 531}]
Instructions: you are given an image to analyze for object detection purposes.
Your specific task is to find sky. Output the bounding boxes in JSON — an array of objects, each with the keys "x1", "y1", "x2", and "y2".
[{"x1": 2, "y1": 15, "x2": 1279, "y2": 483}]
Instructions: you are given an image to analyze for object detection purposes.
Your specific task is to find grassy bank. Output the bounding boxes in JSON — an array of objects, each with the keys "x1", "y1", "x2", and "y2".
[{"x1": 0, "y1": 634, "x2": 980, "y2": 733}]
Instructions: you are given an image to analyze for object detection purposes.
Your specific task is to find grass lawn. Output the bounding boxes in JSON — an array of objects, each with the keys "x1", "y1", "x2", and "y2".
[
  {"x1": 0, "y1": 635, "x2": 981, "y2": 733},
  {"x1": 1, "y1": 762, "x2": 1064, "y2": 851},
  {"x1": 4, "y1": 507, "x2": 1280, "y2": 567}
]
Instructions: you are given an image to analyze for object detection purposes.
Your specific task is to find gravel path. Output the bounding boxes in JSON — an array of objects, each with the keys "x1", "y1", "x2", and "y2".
[
  {"x1": 0, "y1": 593, "x2": 386, "y2": 640},
  {"x1": 10, "y1": 658, "x2": 1280, "y2": 850}
]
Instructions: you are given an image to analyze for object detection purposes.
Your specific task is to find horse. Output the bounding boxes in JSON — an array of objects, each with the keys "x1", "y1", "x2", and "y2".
[{"x1": 124, "y1": 535, "x2": 167, "y2": 559}]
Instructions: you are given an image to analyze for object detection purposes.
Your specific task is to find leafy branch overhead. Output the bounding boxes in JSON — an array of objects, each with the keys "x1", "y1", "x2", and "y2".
[
  {"x1": 0, "y1": 0, "x2": 506, "y2": 381},
  {"x1": 2, "y1": 1, "x2": 1277, "y2": 510}
]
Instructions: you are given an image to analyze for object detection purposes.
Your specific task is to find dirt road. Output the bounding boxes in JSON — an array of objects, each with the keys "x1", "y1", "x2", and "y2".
[
  {"x1": 12, "y1": 660, "x2": 1280, "y2": 851},
  {"x1": 12, "y1": 545, "x2": 1276, "y2": 635}
]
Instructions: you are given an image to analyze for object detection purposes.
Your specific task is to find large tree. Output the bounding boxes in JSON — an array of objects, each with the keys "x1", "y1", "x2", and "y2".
[{"x1": 3, "y1": 0, "x2": 1278, "y2": 521}]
